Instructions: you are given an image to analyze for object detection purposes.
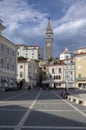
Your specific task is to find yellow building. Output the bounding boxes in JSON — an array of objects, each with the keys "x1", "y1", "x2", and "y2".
[{"x1": 74, "y1": 47, "x2": 86, "y2": 89}]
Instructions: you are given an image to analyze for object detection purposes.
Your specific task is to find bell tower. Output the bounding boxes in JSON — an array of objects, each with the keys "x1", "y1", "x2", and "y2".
[{"x1": 46, "y1": 18, "x2": 53, "y2": 60}]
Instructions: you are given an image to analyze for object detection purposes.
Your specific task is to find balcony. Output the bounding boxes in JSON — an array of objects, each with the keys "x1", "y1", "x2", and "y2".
[{"x1": 76, "y1": 77, "x2": 86, "y2": 81}]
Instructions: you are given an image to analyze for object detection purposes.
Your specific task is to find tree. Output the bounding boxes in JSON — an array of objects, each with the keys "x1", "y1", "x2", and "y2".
[
  {"x1": 35, "y1": 59, "x2": 40, "y2": 63},
  {"x1": 17, "y1": 56, "x2": 27, "y2": 61},
  {"x1": 48, "y1": 57, "x2": 53, "y2": 62}
]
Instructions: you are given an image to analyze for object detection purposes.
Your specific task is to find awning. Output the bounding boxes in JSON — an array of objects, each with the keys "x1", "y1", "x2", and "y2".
[{"x1": 42, "y1": 80, "x2": 65, "y2": 84}]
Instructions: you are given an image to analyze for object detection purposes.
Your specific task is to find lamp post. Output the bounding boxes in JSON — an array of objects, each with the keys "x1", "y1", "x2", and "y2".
[{"x1": 66, "y1": 75, "x2": 69, "y2": 95}]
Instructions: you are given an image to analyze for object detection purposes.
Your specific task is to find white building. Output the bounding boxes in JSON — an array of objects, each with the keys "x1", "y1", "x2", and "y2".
[
  {"x1": 60, "y1": 48, "x2": 75, "y2": 88},
  {"x1": 76, "y1": 47, "x2": 86, "y2": 54},
  {"x1": 17, "y1": 44, "x2": 43, "y2": 60},
  {"x1": 60, "y1": 48, "x2": 74, "y2": 60},
  {"x1": 17, "y1": 59, "x2": 39, "y2": 88},
  {"x1": 42, "y1": 63, "x2": 65, "y2": 88},
  {"x1": 64, "y1": 59, "x2": 75, "y2": 88},
  {"x1": 0, "y1": 20, "x2": 17, "y2": 91}
]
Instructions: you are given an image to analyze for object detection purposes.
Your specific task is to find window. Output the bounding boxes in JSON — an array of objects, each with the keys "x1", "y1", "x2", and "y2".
[
  {"x1": 12, "y1": 65, "x2": 14, "y2": 71},
  {"x1": 54, "y1": 76, "x2": 55, "y2": 79},
  {"x1": 50, "y1": 75, "x2": 52, "y2": 78},
  {"x1": 43, "y1": 72, "x2": 46, "y2": 75},
  {"x1": 56, "y1": 75, "x2": 58, "y2": 79},
  {"x1": 1, "y1": 45, "x2": 4, "y2": 51},
  {"x1": 20, "y1": 72, "x2": 23, "y2": 77},
  {"x1": 70, "y1": 71, "x2": 73, "y2": 74},
  {"x1": 48, "y1": 35, "x2": 50, "y2": 37},
  {"x1": 12, "y1": 51, "x2": 14, "y2": 56},
  {"x1": 20, "y1": 65, "x2": 23, "y2": 68},
  {"x1": 29, "y1": 66, "x2": 31, "y2": 69},
  {"x1": 7, "y1": 63, "x2": 9, "y2": 69},
  {"x1": 7, "y1": 48, "x2": 9, "y2": 54},
  {"x1": 59, "y1": 75, "x2": 61, "y2": 79},
  {"x1": 17, "y1": 52, "x2": 19, "y2": 55},
  {"x1": 59, "y1": 68, "x2": 61, "y2": 73},
  {"x1": 59, "y1": 83, "x2": 61, "y2": 86},
  {"x1": 78, "y1": 74, "x2": 81, "y2": 78},
  {"x1": 65, "y1": 55, "x2": 69, "y2": 59},
  {"x1": 32, "y1": 56, "x2": 34, "y2": 59},
  {"x1": 1, "y1": 59, "x2": 3, "y2": 68},
  {"x1": 52, "y1": 68, "x2": 55, "y2": 74},
  {"x1": 44, "y1": 66, "x2": 46, "y2": 70}
]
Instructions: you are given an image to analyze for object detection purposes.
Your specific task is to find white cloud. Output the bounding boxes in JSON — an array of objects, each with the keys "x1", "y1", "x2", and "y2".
[
  {"x1": 54, "y1": 19, "x2": 86, "y2": 35},
  {"x1": 0, "y1": 0, "x2": 86, "y2": 57},
  {"x1": 0, "y1": 0, "x2": 48, "y2": 29},
  {"x1": 52, "y1": 0, "x2": 86, "y2": 55},
  {"x1": 0, "y1": 0, "x2": 48, "y2": 44}
]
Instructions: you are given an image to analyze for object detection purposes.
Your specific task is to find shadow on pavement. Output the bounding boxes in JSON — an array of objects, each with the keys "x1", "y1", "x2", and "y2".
[{"x1": 0, "y1": 103, "x2": 86, "y2": 130}]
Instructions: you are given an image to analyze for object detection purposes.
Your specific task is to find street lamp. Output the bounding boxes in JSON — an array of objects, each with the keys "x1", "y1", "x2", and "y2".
[
  {"x1": 66, "y1": 75, "x2": 69, "y2": 89},
  {"x1": 65, "y1": 75, "x2": 69, "y2": 97}
]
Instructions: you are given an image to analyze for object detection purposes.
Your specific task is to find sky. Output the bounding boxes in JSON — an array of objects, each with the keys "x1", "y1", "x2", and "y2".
[{"x1": 0, "y1": 0, "x2": 86, "y2": 58}]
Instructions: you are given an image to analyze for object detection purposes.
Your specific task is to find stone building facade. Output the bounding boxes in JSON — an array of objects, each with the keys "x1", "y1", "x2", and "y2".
[{"x1": 0, "y1": 20, "x2": 17, "y2": 91}]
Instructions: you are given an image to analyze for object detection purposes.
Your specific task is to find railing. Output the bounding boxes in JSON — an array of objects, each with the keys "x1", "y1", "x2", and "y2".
[{"x1": 76, "y1": 77, "x2": 86, "y2": 81}]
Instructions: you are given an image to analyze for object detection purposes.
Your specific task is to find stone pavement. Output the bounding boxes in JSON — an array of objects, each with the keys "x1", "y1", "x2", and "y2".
[
  {"x1": 0, "y1": 89, "x2": 86, "y2": 130},
  {"x1": 67, "y1": 89, "x2": 86, "y2": 106}
]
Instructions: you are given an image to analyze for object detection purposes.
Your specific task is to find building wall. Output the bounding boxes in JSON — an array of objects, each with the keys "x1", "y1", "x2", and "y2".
[
  {"x1": 77, "y1": 47, "x2": 86, "y2": 54},
  {"x1": 74, "y1": 54, "x2": 86, "y2": 89},
  {"x1": 17, "y1": 60, "x2": 39, "y2": 88},
  {"x1": 64, "y1": 64, "x2": 75, "y2": 88},
  {"x1": 60, "y1": 53, "x2": 71, "y2": 60},
  {"x1": 17, "y1": 62, "x2": 29, "y2": 82},
  {"x1": 17, "y1": 45, "x2": 43, "y2": 60},
  {"x1": 42, "y1": 64, "x2": 65, "y2": 88},
  {"x1": 0, "y1": 35, "x2": 17, "y2": 91}
]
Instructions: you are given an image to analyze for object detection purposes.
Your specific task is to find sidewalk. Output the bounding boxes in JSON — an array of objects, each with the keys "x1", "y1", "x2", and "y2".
[{"x1": 67, "y1": 89, "x2": 86, "y2": 106}]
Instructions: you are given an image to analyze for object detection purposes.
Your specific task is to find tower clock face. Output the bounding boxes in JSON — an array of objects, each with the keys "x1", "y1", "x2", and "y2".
[{"x1": 47, "y1": 42, "x2": 51, "y2": 47}]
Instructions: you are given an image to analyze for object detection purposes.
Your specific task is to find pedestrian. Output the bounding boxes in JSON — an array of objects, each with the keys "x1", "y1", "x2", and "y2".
[
  {"x1": 61, "y1": 90, "x2": 63, "y2": 97},
  {"x1": 28, "y1": 85, "x2": 31, "y2": 90}
]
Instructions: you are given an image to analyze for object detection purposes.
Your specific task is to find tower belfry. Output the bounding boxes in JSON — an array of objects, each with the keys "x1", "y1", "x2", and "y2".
[{"x1": 46, "y1": 18, "x2": 53, "y2": 60}]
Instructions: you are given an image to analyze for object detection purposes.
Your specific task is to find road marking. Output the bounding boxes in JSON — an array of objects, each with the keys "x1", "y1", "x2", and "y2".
[
  {"x1": 0, "y1": 108, "x2": 27, "y2": 111},
  {"x1": 0, "y1": 125, "x2": 86, "y2": 129},
  {"x1": 0, "y1": 126, "x2": 16, "y2": 128},
  {"x1": 52, "y1": 91, "x2": 86, "y2": 118},
  {"x1": 15, "y1": 90, "x2": 41, "y2": 130},
  {"x1": 0, "y1": 102, "x2": 31, "y2": 106},
  {"x1": 22, "y1": 126, "x2": 86, "y2": 129},
  {"x1": 36, "y1": 102, "x2": 66, "y2": 104},
  {"x1": 36, "y1": 109, "x2": 76, "y2": 112}
]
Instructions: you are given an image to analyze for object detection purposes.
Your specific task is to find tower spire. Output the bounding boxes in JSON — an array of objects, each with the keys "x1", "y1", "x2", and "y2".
[
  {"x1": 46, "y1": 18, "x2": 53, "y2": 60},
  {"x1": 48, "y1": 17, "x2": 50, "y2": 21},
  {"x1": 46, "y1": 17, "x2": 52, "y2": 31}
]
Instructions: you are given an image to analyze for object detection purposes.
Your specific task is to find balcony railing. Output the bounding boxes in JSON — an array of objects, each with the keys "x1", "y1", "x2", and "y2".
[{"x1": 76, "y1": 77, "x2": 86, "y2": 81}]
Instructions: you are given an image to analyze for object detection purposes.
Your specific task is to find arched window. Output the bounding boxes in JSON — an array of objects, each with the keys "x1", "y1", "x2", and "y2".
[{"x1": 59, "y1": 75, "x2": 61, "y2": 79}]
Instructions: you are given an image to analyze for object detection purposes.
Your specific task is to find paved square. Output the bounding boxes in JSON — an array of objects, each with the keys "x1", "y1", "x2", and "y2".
[
  {"x1": 0, "y1": 110, "x2": 25, "y2": 126},
  {"x1": 0, "y1": 89, "x2": 86, "y2": 130}
]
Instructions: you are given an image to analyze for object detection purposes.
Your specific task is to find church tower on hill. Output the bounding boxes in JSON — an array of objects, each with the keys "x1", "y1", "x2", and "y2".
[{"x1": 46, "y1": 18, "x2": 53, "y2": 60}]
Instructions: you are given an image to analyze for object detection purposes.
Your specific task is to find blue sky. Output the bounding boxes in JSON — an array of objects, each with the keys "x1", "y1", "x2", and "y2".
[{"x1": 0, "y1": 0, "x2": 86, "y2": 58}]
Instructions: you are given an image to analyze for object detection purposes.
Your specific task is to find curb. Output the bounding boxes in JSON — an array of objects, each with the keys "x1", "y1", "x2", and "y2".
[{"x1": 67, "y1": 95, "x2": 86, "y2": 106}]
